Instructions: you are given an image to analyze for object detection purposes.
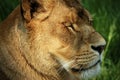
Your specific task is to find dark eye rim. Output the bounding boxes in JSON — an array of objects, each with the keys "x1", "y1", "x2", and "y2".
[
  {"x1": 62, "y1": 22, "x2": 76, "y2": 31},
  {"x1": 67, "y1": 24, "x2": 76, "y2": 31}
]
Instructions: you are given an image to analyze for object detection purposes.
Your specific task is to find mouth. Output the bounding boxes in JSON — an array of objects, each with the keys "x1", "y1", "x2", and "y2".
[{"x1": 71, "y1": 60, "x2": 101, "y2": 72}]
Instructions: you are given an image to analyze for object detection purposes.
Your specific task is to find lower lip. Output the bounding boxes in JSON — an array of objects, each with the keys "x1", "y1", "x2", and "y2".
[
  {"x1": 71, "y1": 60, "x2": 101, "y2": 72},
  {"x1": 81, "y1": 60, "x2": 101, "y2": 71}
]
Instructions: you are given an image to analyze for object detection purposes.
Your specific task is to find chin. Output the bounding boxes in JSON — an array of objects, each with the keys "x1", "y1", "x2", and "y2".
[{"x1": 70, "y1": 63, "x2": 101, "y2": 80}]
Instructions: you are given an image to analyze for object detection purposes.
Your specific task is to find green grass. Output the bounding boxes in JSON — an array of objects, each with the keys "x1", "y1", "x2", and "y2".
[
  {"x1": 0, "y1": 0, "x2": 120, "y2": 80},
  {"x1": 0, "y1": 0, "x2": 19, "y2": 21},
  {"x1": 81, "y1": 0, "x2": 120, "y2": 80}
]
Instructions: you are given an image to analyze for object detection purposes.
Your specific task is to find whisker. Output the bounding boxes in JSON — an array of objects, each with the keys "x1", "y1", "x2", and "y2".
[
  {"x1": 76, "y1": 58, "x2": 97, "y2": 62},
  {"x1": 71, "y1": 62, "x2": 82, "y2": 69},
  {"x1": 57, "y1": 60, "x2": 74, "y2": 74},
  {"x1": 75, "y1": 53, "x2": 96, "y2": 59},
  {"x1": 57, "y1": 66, "x2": 64, "y2": 74}
]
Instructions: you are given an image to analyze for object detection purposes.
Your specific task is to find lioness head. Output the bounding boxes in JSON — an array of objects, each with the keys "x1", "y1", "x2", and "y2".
[{"x1": 21, "y1": 0, "x2": 106, "y2": 79}]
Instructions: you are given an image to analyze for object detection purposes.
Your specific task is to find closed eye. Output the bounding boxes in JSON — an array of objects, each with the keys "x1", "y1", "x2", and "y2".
[
  {"x1": 63, "y1": 22, "x2": 76, "y2": 31},
  {"x1": 67, "y1": 24, "x2": 76, "y2": 31},
  {"x1": 62, "y1": 22, "x2": 81, "y2": 33}
]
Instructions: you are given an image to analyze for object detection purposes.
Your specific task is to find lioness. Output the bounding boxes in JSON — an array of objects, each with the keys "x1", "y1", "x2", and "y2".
[{"x1": 0, "y1": 0, "x2": 106, "y2": 80}]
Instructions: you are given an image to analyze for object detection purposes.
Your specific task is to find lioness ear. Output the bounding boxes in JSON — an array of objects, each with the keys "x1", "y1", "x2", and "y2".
[
  {"x1": 21, "y1": 0, "x2": 55, "y2": 22},
  {"x1": 21, "y1": 0, "x2": 43, "y2": 22}
]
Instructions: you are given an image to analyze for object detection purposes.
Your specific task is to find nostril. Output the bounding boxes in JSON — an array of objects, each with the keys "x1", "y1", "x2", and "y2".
[{"x1": 91, "y1": 45, "x2": 105, "y2": 54}]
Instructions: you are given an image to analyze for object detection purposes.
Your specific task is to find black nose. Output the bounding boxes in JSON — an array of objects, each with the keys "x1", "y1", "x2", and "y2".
[{"x1": 91, "y1": 45, "x2": 105, "y2": 54}]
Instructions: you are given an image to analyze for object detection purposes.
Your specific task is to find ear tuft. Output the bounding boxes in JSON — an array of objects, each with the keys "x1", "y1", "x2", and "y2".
[
  {"x1": 30, "y1": 0, "x2": 41, "y2": 18},
  {"x1": 20, "y1": 0, "x2": 56, "y2": 22},
  {"x1": 20, "y1": 0, "x2": 42, "y2": 22}
]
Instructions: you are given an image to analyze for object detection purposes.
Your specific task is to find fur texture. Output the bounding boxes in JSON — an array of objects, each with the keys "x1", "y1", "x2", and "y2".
[{"x1": 0, "y1": 0, "x2": 106, "y2": 80}]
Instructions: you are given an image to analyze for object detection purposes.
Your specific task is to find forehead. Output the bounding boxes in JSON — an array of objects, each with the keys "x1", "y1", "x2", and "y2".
[
  {"x1": 53, "y1": 1, "x2": 79, "y2": 14},
  {"x1": 64, "y1": 1, "x2": 92, "y2": 23},
  {"x1": 51, "y1": 1, "x2": 92, "y2": 23}
]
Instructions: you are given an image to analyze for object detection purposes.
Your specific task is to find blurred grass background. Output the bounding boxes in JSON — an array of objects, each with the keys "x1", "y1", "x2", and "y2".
[{"x1": 0, "y1": 0, "x2": 120, "y2": 80}]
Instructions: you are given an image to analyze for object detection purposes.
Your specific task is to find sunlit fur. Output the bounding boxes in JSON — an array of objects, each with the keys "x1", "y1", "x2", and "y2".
[{"x1": 0, "y1": 0, "x2": 106, "y2": 80}]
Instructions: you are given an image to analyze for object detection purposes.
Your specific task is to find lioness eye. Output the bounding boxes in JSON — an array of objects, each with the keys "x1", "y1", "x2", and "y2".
[
  {"x1": 63, "y1": 22, "x2": 75, "y2": 31},
  {"x1": 62, "y1": 22, "x2": 81, "y2": 32}
]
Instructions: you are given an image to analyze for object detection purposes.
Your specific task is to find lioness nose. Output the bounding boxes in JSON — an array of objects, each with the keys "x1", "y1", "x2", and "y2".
[{"x1": 91, "y1": 45, "x2": 105, "y2": 55}]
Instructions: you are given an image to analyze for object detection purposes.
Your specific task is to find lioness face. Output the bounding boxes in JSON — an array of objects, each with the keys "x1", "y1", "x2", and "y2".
[
  {"x1": 48, "y1": 5, "x2": 106, "y2": 80},
  {"x1": 22, "y1": 0, "x2": 106, "y2": 79}
]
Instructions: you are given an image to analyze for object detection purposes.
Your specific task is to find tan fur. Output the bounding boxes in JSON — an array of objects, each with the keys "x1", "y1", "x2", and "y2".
[{"x1": 0, "y1": 0, "x2": 106, "y2": 80}]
